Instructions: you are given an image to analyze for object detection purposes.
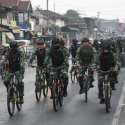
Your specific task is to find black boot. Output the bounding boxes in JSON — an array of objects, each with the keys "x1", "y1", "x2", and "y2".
[
  {"x1": 79, "y1": 82, "x2": 84, "y2": 94},
  {"x1": 79, "y1": 88, "x2": 84, "y2": 94},
  {"x1": 90, "y1": 76, "x2": 94, "y2": 88},
  {"x1": 78, "y1": 77, "x2": 84, "y2": 94},
  {"x1": 20, "y1": 96, "x2": 24, "y2": 104},
  {"x1": 100, "y1": 98, "x2": 105, "y2": 104},
  {"x1": 112, "y1": 85, "x2": 116, "y2": 90},
  {"x1": 63, "y1": 78, "x2": 68, "y2": 97},
  {"x1": 111, "y1": 82, "x2": 116, "y2": 90}
]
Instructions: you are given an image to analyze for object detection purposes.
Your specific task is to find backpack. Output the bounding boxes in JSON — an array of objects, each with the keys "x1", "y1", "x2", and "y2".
[
  {"x1": 78, "y1": 43, "x2": 93, "y2": 64},
  {"x1": 36, "y1": 49, "x2": 46, "y2": 66},
  {"x1": 8, "y1": 49, "x2": 21, "y2": 71},
  {"x1": 51, "y1": 48, "x2": 64, "y2": 67},
  {"x1": 9, "y1": 50, "x2": 20, "y2": 65}
]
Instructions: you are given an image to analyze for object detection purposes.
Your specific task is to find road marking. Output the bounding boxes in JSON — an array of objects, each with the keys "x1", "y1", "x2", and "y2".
[{"x1": 111, "y1": 82, "x2": 125, "y2": 125}]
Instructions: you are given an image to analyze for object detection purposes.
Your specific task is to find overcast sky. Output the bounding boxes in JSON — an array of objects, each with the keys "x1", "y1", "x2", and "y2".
[{"x1": 31, "y1": 0, "x2": 125, "y2": 21}]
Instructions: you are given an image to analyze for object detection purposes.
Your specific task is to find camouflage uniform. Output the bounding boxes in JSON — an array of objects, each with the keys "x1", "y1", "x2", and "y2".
[
  {"x1": 19, "y1": 47, "x2": 26, "y2": 79},
  {"x1": 44, "y1": 46, "x2": 69, "y2": 96},
  {"x1": 4, "y1": 48, "x2": 24, "y2": 97},
  {"x1": 45, "y1": 47, "x2": 69, "y2": 74},
  {"x1": 29, "y1": 48, "x2": 49, "y2": 86},
  {"x1": 77, "y1": 42, "x2": 94, "y2": 93}
]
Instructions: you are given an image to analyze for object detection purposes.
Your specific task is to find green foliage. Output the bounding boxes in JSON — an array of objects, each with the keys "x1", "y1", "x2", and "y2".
[{"x1": 64, "y1": 9, "x2": 80, "y2": 19}]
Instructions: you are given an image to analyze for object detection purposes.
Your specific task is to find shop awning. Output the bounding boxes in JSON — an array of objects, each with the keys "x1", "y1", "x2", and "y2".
[
  {"x1": 61, "y1": 26, "x2": 79, "y2": 32},
  {"x1": 0, "y1": 24, "x2": 11, "y2": 32}
]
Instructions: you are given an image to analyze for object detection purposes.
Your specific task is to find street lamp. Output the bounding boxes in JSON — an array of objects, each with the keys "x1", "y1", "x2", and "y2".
[{"x1": 94, "y1": 27, "x2": 98, "y2": 39}]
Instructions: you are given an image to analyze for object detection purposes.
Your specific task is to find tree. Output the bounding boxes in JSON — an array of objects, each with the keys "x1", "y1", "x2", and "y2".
[{"x1": 64, "y1": 9, "x2": 80, "y2": 19}]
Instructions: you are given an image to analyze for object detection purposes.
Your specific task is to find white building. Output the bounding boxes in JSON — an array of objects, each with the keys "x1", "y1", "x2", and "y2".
[{"x1": 31, "y1": 10, "x2": 65, "y2": 35}]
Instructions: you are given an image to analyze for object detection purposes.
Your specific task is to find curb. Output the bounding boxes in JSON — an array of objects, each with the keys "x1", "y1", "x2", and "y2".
[{"x1": 111, "y1": 82, "x2": 125, "y2": 125}]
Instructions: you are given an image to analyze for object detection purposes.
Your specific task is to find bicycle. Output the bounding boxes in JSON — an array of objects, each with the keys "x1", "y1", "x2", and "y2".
[
  {"x1": 32, "y1": 66, "x2": 48, "y2": 102},
  {"x1": 7, "y1": 73, "x2": 22, "y2": 116},
  {"x1": 79, "y1": 65, "x2": 94, "y2": 103},
  {"x1": 70, "y1": 64, "x2": 78, "y2": 84},
  {"x1": 50, "y1": 66, "x2": 64, "y2": 112},
  {"x1": 98, "y1": 70, "x2": 112, "y2": 113}
]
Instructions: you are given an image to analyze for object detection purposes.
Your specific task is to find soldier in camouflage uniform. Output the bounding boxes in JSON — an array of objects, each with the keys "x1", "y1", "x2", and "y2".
[
  {"x1": 4, "y1": 41, "x2": 24, "y2": 104},
  {"x1": 77, "y1": 38, "x2": 94, "y2": 94},
  {"x1": 29, "y1": 40, "x2": 49, "y2": 88},
  {"x1": 44, "y1": 38, "x2": 69, "y2": 97}
]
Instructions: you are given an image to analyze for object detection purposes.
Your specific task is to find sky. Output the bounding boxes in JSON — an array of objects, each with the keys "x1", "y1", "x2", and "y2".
[{"x1": 31, "y1": 0, "x2": 125, "y2": 22}]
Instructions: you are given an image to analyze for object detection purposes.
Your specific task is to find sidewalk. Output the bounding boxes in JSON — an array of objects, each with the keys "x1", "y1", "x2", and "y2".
[
  {"x1": 111, "y1": 68, "x2": 125, "y2": 125},
  {"x1": 118, "y1": 100, "x2": 125, "y2": 125},
  {"x1": 118, "y1": 86, "x2": 125, "y2": 125},
  {"x1": 112, "y1": 81, "x2": 125, "y2": 125}
]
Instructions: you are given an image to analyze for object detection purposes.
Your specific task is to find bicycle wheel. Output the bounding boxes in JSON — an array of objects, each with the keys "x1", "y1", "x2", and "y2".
[
  {"x1": 52, "y1": 85, "x2": 60, "y2": 112},
  {"x1": 35, "y1": 82, "x2": 42, "y2": 102},
  {"x1": 58, "y1": 87, "x2": 63, "y2": 107},
  {"x1": 84, "y1": 80, "x2": 88, "y2": 103},
  {"x1": 105, "y1": 85, "x2": 111, "y2": 113},
  {"x1": 16, "y1": 90, "x2": 22, "y2": 111},
  {"x1": 7, "y1": 87, "x2": 15, "y2": 116},
  {"x1": 43, "y1": 78, "x2": 48, "y2": 98}
]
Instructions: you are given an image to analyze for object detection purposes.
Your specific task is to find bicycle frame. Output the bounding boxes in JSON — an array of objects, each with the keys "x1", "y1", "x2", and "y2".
[
  {"x1": 9, "y1": 73, "x2": 18, "y2": 91},
  {"x1": 103, "y1": 74, "x2": 111, "y2": 99},
  {"x1": 51, "y1": 69, "x2": 63, "y2": 89},
  {"x1": 80, "y1": 66, "x2": 89, "y2": 79},
  {"x1": 37, "y1": 68, "x2": 46, "y2": 81},
  {"x1": 99, "y1": 70, "x2": 112, "y2": 113}
]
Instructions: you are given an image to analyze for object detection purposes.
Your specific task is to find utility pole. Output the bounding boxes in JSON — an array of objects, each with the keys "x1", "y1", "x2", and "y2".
[
  {"x1": 46, "y1": 0, "x2": 49, "y2": 34},
  {"x1": 96, "y1": 11, "x2": 101, "y2": 39},
  {"x1": 53, "y1": 0, "x2": 55, "y2": 12},
  {"x1": 47, "y1": 0, "x2": 49, "y2": 11},
  {"x1": 53, "y1": 0, "x2": 56, "y2": 35}
]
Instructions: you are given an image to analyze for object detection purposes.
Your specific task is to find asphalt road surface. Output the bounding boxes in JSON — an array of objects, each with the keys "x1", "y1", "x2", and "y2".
[{"x1": 0, "y1": 67, "x2": 125, "y2": 125}]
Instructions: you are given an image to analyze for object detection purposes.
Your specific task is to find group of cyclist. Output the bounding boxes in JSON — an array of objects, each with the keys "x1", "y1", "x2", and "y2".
[
  {"x1": 70, "y1": 37, "x2": 119, "y2": 104},
  {"x1": 0, "y1": 36, "x2": 120, "y2": 107}
]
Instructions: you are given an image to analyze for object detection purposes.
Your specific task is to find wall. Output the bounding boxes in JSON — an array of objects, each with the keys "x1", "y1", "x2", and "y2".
[{"x1": 56, "y1": 19, "x2": 65, "y2": 27}]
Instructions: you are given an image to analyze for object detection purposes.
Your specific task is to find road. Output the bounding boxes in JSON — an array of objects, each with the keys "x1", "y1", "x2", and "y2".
[{"x1": 0, "y1": 67, "x2": 125, "y2": 125}]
